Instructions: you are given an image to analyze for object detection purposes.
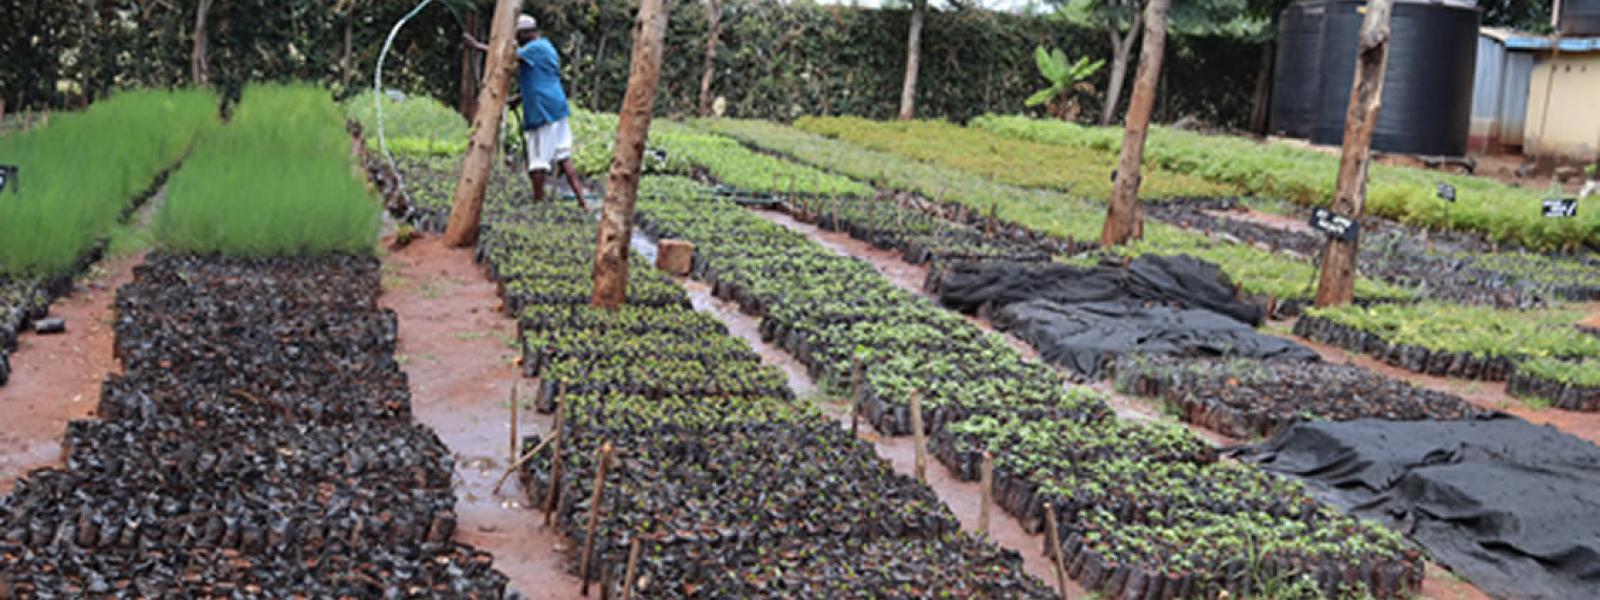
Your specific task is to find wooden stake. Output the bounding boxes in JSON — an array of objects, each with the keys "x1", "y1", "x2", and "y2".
[
  {"x1": 620, "y1": 536, "x2": 643, "y2": 600},
  {"x1": 1043, "y1": 502, "x2": 1070, "y2": 599},
  {"x1": 1101, "y1": 0, "x2": 1171, "y2": 247},
  {"x1": 493, "y1": 429, "x2": 556, "y2": 494},
  {"x1": 443, "y1": 0, "x2": 523, "y2": 247},
  {"x1": 910, "y1": 390, "x2": 926, "y2": 482},
  {"x1": 850, "y1": 355, "x2": 863, "y2": 437},
  {"x1": 591, "y1": 0, "x2": 671, "y2": 309},
  {"x1": 1314, "y1": 0, "x2": 1393, "y2": 308},
  {"x1": 978, "y1": 451, "x2": 993, "y2": 535},
  {"x1": 579, "y1": 443, "x2": 615, "y2": 595},
  {"x1": 509, "y1": 381, "x2": 519, "y2": 463},
  {"x1": 543, "y1": 390, "x2": 566, "y2": 526}
]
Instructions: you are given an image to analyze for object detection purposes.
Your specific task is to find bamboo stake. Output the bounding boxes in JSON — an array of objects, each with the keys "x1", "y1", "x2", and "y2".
[
  {"x1": 978, "y1": 451, "x2": 993, "y2": 535},
  {"x1": 910, "y1": 390, "x2": 926, "y2": 482},
  {"x1": 492, "y1": 429, "x2": 557, "y2": 495},
  {"x1": 851, "y1": 355, "x2": 862, "y2": 437},
  {"x1": 509, "y1": 381, "x2": 519, "y2": 463},
  {"x1": 579, "y1": 443, "x2": 615, "y2": 595},
  {"x1": 619, "y1": 537, "x2": 643, "y2": 600},
  {"x1": 1043, "y1": 502, "x2": 1070, "y2": 599},
  {"x1": 543, "y1": 388, "x2": 566, "y2": 526}
]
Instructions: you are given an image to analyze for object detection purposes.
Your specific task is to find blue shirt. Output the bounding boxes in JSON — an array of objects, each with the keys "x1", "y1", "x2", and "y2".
[{"x1": 517, "y1": 38, "x2": 570, "y2": 130}]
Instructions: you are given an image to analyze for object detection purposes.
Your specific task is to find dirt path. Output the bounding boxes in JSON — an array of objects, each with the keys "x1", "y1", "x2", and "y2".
[
  {"x1": 378, "y1": 236, "x2": 581, "y2": 599},
  {"x1": 0, "y1": 255, "x2": 138, "y2": 495}
]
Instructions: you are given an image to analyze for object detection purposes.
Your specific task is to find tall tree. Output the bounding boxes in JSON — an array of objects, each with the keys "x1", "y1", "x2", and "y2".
[
  {"x1": 698, "y1": 0, "x2": 722, "y2": 117},
  {"x1": 592, "y1": 0, "x2": 671, "y2": 309},
  {"x1": 1063, "y1": 0, "x2": 1267, "y2": 126},
  {"x1": 1101, "y1": 0, "x2": 1171, "y2": 246},
  {"x1": 191, "y1": 0, "x2": 214, "y2": 85},
  {"x1": 443, "y1": 0, "x2": 523, "y2": 248},
  {"x1": 1314, "y1": 0, "x2": 1392, "y2": 307},
  {"x1": 898, "y1": 0, "x2": 928, "y2": 120}
]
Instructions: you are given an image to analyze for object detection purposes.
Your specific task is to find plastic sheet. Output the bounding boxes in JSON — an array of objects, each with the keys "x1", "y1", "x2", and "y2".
[{"x1": 1244, "y1": 417, "x2": 1600, "y2": 600}]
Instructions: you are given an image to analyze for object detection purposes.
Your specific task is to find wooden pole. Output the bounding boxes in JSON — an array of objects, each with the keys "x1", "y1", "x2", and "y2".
[
  {"x1": 1043, "y1": 502, "x2": 1070, "y2": 599},
  {"x1": 592, "y1": 0, "x2": 671, "y2": 309},
  {"x1": 978, "y1": 451, "x2": 993, "y2": 535},
  {"x1": 579, "y1": 443, "x2": 615, "y2": 595},
  {"x1": 543, "y1": 390, "x2": 566, "y2": 525},
  {"x1": 190, "y1": 0, "x2": 213, "y2": 85},
  {"x1": 509, "y1": 381, "x2": 520, "y2": 462},
  {"x1": 698, "y1": 0, "x2": 723, "y2": 117},
  {"x1": 910, "y1": 390, "x2": 926, "y2": 482},
  {"x1": 898, "y1": 0, "x2": 927, "y2": 120},
  {"x1": 1314, "y1": 0, "x2": 1393, "y2": 307},
  {"x1": 1100, "y1": 0, "x2": 1171, "y2": 247},
  {"x1": 444, "y1": 0, "x2": 523, "y2": 247},
  {"x1": 620, "y1": 537, "x2": 643, "y2": 600}
]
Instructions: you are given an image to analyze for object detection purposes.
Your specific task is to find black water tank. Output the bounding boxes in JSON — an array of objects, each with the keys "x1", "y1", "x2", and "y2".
[
  {"x1": 1311, "y1": 0, "x2": 1480, "y2": 157},
  {"x1": 1270, "y1": 1, "x2": 1327, "y2": 138},
  {"x1": 1562, "y1": 0, "x2": 1600, "y2": 35}
]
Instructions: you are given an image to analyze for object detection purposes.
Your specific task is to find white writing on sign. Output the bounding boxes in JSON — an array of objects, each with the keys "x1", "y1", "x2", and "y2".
[
  {"x1": 1308, "y1": 207, "x2": 1361, "y2": 242},
  {"x1": 1436, "y1": 183, "x2": 1455, "y2": 202},
  {"x1": 1542, "y1": 198, "x2": 1577, "y2": 218}
]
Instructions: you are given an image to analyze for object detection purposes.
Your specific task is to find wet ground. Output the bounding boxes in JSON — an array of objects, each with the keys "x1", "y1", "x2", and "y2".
[
  {"x1": 0, "y1": 255, "x2": 138, "y2": 495},
  {"x1": 379, "y1": 235, "x2": 582, "y2": 599}
]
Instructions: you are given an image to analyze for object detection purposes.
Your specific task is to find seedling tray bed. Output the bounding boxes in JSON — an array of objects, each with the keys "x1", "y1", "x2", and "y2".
[
  {"x1": 602, "y1": 533, "x2": 1056, "y2": 599},
  {"x1": 1112, "y1": 355, "x2": 1487, "y2": 438},
  {"x1": 0, "y1": 253, "x2": 509, "y2": 595},
  {"x1": 1506, "y1": 357, "x2": 1600, "y2": 411}
]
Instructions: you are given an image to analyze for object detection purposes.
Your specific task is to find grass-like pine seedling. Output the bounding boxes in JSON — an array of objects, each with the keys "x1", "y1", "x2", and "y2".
[
  {"x1": 0, "y1": 89, "x2": 219, "y2": 276},
  {"x1": 157, "y1": 84, "x2": 379, "y2": 257}
]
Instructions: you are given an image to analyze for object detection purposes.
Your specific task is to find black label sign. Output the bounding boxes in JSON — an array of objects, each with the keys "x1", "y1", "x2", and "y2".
[
  {"x1": 1436, "y1": 183, "x2": 1456, "y2": 202},
  {"x1": 1309, "y1": 207, "x2": 1360, "y2": 242},
  {"x1": 0, "y1": 165, "x2": 16, "y2": 194},
  {"x1": 1543, "y1": 198, "x2": 1577, "y2": 218}
]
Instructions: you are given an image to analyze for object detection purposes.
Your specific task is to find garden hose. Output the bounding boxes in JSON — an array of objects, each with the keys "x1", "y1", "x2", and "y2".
[{"x1": 374, "y1": 0, "x2": 437, "y2": 209}]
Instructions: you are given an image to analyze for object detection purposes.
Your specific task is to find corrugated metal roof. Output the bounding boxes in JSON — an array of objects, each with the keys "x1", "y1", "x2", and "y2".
[{"x1": 1503, "y1": 35, "x2": 1600, "y2": 51}]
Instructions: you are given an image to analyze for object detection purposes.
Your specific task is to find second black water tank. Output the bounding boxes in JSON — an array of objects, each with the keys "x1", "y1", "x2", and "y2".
[{"x1": 1311, "y1": 0, "x2": 1480, "y2": 156}]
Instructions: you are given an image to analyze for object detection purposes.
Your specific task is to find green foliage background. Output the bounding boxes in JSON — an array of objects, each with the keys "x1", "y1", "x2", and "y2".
[{"x1": 1, "y1": 0, "x2": 1265, "y2": 127}]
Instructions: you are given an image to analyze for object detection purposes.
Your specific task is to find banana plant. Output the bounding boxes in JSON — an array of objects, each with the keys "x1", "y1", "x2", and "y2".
[{"x1": 1025, "y1": 46, "x2": 1105, "y2": 122}]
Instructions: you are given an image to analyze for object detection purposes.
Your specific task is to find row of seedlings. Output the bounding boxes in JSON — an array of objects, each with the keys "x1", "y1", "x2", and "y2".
[
  {"x1": 1295, "y1": 302, "x2": 1600, "y2": 383},
  {"x1": 0, "y1": 89, "x2": 218, "y2": 386},
  {"x1": 474, "y1": 197, "x2": 1054, "y2": 596},
  {"x1": 1111, "y1": 355, "x2": 1487, "y2": 439},
  {"x1": 1507, "y1": 357, "x2": 1600, "y2": 411},
  {"x1": 691, "y1": 118, "x2": 1413, "y2": 315},
  {"x1": 0, "y1": 254, "x2": 508, "y2": 595},
  {"x1": 634, "y1": 179, "x2": 1428, "y2": 599},
  {"x1": 643, "y1": 127, "x2": 1482, "y2": 434}
]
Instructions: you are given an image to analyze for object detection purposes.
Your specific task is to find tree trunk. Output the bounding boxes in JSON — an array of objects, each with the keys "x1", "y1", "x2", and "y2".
[
  {"x1": 698, "y1": 0, "x2": 722, "y2": 117},
  {"x1": 1099, "y1": 12, "x2": 1141, "y2": 126},
  {"x1": 592, "y1": 0, "x2": 671, "y2": 309},
  {"x1": 1315, "y1": 0, "x2": 1393, "y2": 307},
  {"x1": 1101, "y1": 0, "x2": 1171, "y2": 247},
  {"x1": 1249, "y1": 41, "x2": 1275, "y2": 135},
  {"x1": 898, "y1": 0, "x2": 926, "y2": 120},
  {"x1": 442, "y1": 0, "x2": 524, "y2": 248},
  {"x1": 460, "y1": 10, "x2": 482, "y2": 119},
  {"x1": 190, "y1": 0, "x2": 214, "y2": 85},
  {"x1": 341, "y1": 10, "x2": 355, "y2": 92}
]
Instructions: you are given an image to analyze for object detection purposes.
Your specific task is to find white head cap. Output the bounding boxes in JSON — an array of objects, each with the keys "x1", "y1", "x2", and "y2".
[{"x1": 517, "y1": 15, "x2": 538, "y2": 32}]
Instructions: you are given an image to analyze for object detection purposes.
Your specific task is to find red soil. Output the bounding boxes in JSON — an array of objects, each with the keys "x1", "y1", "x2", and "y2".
[{"x1": 0, "y1": 255, "x2": 138, "y2": 495}]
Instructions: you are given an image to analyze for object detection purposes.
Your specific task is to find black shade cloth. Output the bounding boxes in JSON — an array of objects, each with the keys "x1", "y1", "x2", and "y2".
[
  {"x1": 934, "y1": 255, "x2": 1265, "y2": 326},
  {"x1": 1243, "y1": 417, "x2": 1600, "y2": 600},
  {"x1": 992, "y1": 300, "x2": 1318, "y2": 378}
]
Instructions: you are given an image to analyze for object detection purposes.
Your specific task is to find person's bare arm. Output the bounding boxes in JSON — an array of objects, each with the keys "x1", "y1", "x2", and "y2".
[{"x1": 462, "y1": 32, "x2": 489, "y2": 52}]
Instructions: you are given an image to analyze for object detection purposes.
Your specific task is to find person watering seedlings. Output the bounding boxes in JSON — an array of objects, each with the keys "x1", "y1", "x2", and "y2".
[{"x1": 466, "y1": 15, "x2": 586, "y2": 209}]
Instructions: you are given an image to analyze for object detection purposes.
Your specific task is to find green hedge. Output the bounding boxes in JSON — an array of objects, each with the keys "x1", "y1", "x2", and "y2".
[{"x1": 5, "y1": 0, "x2": 1264, "y2": 128}]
